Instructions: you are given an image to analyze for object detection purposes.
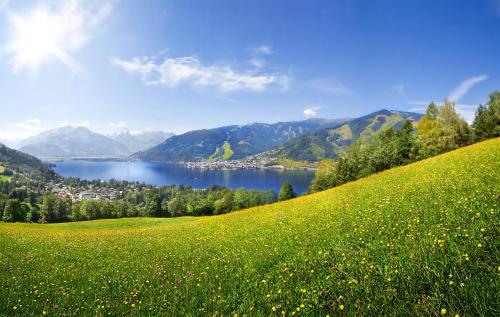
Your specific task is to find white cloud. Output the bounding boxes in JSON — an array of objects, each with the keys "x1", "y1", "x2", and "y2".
[
  {"x1": 308, "y1": 78, "x2": 351, "y2": 95},
  {"x1": 112, "y1": 54, "x2": 289, "y2": 92},
  {"x1": 304, "y1": 107, "x2": 319, "y2": 119},
  {"x1": 0, "y1": 118, "x2": 44, "y2": 144},
  {"x1": 4, "y1": 0, "x2": 114, "y2": 73},
  {"x1": 455, "y1": 104, "x2": 479, "y2": 124},
  {"x1": 249, "y1": 57, "x2": 265, "y2": 69},
  {"x1": 448, "y1": 75, "x2": 488, "y2": 102}
]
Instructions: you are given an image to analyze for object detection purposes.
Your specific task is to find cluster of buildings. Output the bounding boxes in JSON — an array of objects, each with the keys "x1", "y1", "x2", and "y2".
[
  {"x1": 50, "y1": 182, "x2": 123, "y2": 202},
  {"x1": 184, "y1": 153, "x2": 278, "y2": 170}
]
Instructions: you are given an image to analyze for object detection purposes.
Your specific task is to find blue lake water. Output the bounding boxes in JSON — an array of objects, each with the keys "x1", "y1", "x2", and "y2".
[{"x1": 53, "y1": 160, "x2": 316, "y2": 194}]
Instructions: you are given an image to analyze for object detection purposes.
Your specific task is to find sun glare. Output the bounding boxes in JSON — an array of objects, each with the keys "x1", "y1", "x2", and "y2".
[{"x1": 7, "y1": 7, "x2": 75, "y2": 72}]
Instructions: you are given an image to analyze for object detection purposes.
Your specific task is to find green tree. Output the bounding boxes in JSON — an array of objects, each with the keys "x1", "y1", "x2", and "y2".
[
  {"x1": 214, "y1": 191, "x2": 234, "y2": 214},
  {"x1": 417, "y1": 102, "x2": 442, "y2": 157},
  {"x1": 143, "y1": 190, "x2": 162, "y2": 217},
  {"x1": 167, "y1": 194, "x2": 186, "y2": 216},
  {"x1": 278, "y1": 182, "x2": 296, "y2": 201},
  {"x1": 40, "y1": 194, "x2": 58, "y2": 223},
  {"x1": 472, "y1": 91, "x2": 500, "y2": 140},
  {"x1": 80, "y1": 199, "x2": 102, "y2": 220},
  {"x1": 438, "y1": 100, "x2": 472, "y2": 151},
  {"x1": 2, "y1": 199, "x2": 24, "y2": 222}
]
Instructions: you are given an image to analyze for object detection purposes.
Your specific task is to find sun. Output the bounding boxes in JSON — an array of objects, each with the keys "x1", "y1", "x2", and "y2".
[{"x1": 7, "y1": 7, "x2": 76, "y2": 72}]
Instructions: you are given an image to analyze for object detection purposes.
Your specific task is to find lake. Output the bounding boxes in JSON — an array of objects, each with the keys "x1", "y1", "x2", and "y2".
[{"x1": 53, "y1": 160, "x2": 316, "y2": 194}]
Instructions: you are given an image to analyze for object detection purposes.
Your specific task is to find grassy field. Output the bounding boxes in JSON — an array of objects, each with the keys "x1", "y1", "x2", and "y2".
[
  {"x1": 0, "y1": 139, "x2": 499, "y2": 316},
  {"x1": 0, "y1": 165, "x2": 10, "y2": 182}
]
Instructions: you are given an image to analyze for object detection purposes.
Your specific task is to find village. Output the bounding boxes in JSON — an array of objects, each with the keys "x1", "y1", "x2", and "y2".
[{"x1": 49, "y1": 181, "x2": 129, "y2": 202}]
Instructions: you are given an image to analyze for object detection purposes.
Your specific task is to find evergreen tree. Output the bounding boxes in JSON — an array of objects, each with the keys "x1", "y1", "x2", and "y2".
[
  {"x1": 278, "y1": 182, "x2": 296, "y2": 201},
  {"x1": 472, "y1": 91, "x2": 500, "y2": 140}
]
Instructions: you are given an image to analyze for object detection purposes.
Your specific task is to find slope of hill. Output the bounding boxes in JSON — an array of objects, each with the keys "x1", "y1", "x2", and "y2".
[
  {"x1": 18, "y1": 126, "x2": 130, "y2": 159},
  {"x1": 110, "y1": 130, "x2": 174, "y2": 153},
  {"x1": 0, "y1": 144, "x2": 56, "y2": 181},
  {"x1": 275, "y1": 109, "x2": 422, "y2": 161},
  {"x1": 133, "y1": 118, "x2": 349, "y2": 162},
  {"x1": 1, "y1": 138, "x2": 498, "y2": 315}
]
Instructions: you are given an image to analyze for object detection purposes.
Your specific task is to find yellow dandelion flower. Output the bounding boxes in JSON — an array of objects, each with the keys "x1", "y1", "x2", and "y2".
[
  {"x1": 441, "y1": 308, "x2": 447, "y2": 315},
  {"x1": 272, "y1": 307, "x2": 276, "y2": 312},
  {"x1": 339, "y1": 304, "x2": 345, "y2": 310}
]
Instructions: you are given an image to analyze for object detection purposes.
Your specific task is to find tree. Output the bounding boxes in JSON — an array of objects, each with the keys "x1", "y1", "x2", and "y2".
[
  {"x1": 2, "y1": 199, "x2": 24, "y2": 222},
  {"x1": 472, "y1": 91, "x2": 500, "y2": 140},
  {"x1": 395, "y1": 119, "x2": 418, "y2": 164},
  {"x1": 143, "y1": 190, "x2": 162, "y2": 217},
  {"x1": 214, "y1": 190, "x2": 234, "y2": 214},
  {"x1": 417, "y1": 102, "x2": 442, "y2": 157},
  {"x1": 80, "y1": 199, "x2": 102, "y2": 220},
  {"x1": 40, "y1": 194, "x2": 57, "y2": 223},
  {"x1": 438, "y1": 100, "x2": 471, "y2": 151},
  {"x1": 167, "y1": 194, "x2": 186, "y2": 217},
  {"x1": 310, "y1": 159, "x2": 337, "y2": 193},
  {"x1": 278, "y1": 182, "x2": 296, "y2": 201},
  {"x1": 417, "y1": 100, "x2": 471, "y2": 157}
]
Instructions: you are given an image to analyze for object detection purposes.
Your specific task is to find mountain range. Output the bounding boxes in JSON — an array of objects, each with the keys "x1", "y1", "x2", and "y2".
[
  {"x1": 272, "y1": 109, "x2": 423, "y2": 162},
  {"x1": 132, "y1": 118, "x2": 349, "y2": 162},
  {"x1": 13, "y1": 109, "x2": 423, "y2": 163},
  {"x1": 110, "y1": 130, "x2": 174, "y2": 153},
  {"x1": 17, "y1": 127, "x2": 173, "y2": 160}
]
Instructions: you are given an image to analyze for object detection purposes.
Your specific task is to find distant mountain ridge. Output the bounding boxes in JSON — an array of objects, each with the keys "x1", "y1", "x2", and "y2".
[
  {"x1": 19, "y1": 126, "x2": 130, "y2": 159},
  {"x1": 133, "y1": 118, "x2": 350, "y2": 162},
  {"x1": 273, "y1": 109, "x2": 423, "y2": 162},
  {"x1": 110, "y1": 130, "x2": 174, "y2": 153}
]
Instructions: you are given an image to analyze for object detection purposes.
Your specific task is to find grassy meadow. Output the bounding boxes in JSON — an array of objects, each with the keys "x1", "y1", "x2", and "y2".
[{"x1": 0, "y1": 138, "x2": 499, "y2": 316}]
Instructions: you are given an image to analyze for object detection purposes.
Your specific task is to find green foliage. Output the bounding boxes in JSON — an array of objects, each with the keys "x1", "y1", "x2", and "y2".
[
  {"x1": 310, "y1": 120, "x2": 419, "y2": 193},
  {"x1": 278, "y1": 182, "x2": 296, "y2": 201},
  {"x1": 472, "y1": 91, "x2": 500, "y2": 141},
  {"x1": 417, "y1": 100, "x2": 472, "y2": 158},
  {"x1": 276, "y1": 110, "x2": 422, "y2": 162},
  {"x1": 135, "y1": 119, "x2": 347, "y2": 162},
  {"x1": 0, "y1": 139, "x2": 498, "y2": 316},
  {"x1": 2, "y1": 199, "x2": 25, "y2": 222}
]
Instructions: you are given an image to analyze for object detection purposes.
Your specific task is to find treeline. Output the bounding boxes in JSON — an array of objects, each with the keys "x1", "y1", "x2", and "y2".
[
  {"x1": 0, "y1": 183, "x2": 297, "y2": 223},
  {"x1": 311, "y1": 92, "x2": 500, "y2": 192}
]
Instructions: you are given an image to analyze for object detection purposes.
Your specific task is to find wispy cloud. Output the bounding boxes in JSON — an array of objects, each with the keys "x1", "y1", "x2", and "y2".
[
  {"x1": 307, "y1": 78, "x2": 351, "y2": 95},
  {"x1": 448, "y1": 75, "x2": 488, "y2": 102},
  {"x1": 0, "y1": 118, "x2": 44, "y2": 144},
  {"x1": 112, "y1": 54, "x2": 289, "y2": 92},
  {"x1": 4, "y1": 0, "x2": 114, "y2": 73},
  {"x1": 252, "y1": 45, "x2": 273, "y2": 55}
]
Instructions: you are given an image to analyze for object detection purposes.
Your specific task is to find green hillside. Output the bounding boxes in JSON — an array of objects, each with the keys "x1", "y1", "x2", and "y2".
[
  {"x1": 0, "y1": 138, "x2": 498, "y2": 316},
  {"x1": 275, "y1": 109, "x2": 422, "y2": 162},
  {"x1": 133, "y1": 118, "x2": 348, "y2": 162}
]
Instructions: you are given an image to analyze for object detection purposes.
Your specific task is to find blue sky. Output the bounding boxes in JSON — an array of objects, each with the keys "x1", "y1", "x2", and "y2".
[{"x1": 0, "y1": 0, "x2": 499, "y2": 145}]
